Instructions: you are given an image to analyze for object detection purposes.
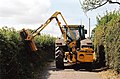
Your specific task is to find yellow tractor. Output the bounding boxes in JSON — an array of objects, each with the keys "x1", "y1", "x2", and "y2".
[{"x1": 20, "y1": 11, "x2": 95, "y2": 69}]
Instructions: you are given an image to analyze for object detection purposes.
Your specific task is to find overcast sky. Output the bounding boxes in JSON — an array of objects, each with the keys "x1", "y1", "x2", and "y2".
[{"x1": 0, "y1": 0, "x2": 120, "y2": 37}]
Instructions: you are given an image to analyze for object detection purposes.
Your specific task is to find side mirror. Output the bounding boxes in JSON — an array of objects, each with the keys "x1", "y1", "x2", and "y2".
[{"x1": 84, "y1": 30, "x2": 87, "y2": 34}]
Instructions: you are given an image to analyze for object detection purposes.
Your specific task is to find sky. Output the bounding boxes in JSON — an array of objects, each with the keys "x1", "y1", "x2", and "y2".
[{"x1": 0, "y1": 0, "x2": 120, "y2": 37}]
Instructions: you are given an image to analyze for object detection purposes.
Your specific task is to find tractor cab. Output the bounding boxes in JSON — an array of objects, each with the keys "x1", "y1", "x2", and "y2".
[{"x1": 63, "y1": 25, "x2": 87, "y2": 49}]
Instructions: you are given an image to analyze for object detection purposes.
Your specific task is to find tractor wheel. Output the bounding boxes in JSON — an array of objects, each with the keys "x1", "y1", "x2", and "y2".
[
  {"x1": 55, "y1": 46, "x2": 64, "y2": 69},
  {"x1": 85, "y1": 62, "x2": 93, "y2": 71}
]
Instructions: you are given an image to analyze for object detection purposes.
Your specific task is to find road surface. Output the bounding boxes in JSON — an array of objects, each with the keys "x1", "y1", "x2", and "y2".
[{"x1": 39, "y1": 61, "x2": 102, "y2": 79}]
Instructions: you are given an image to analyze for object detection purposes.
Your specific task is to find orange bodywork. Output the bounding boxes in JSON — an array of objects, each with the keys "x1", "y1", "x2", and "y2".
[{"x1": 65, "y1": 47, "x2": 95, "y2": 63}]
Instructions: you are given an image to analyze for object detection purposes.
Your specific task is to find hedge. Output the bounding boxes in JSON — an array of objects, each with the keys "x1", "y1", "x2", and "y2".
[
  {"x1": 0, "y1": 27, "x2": 55, "y2": 79},
  {"x1": 92, "y1": 10, "x2": 120, "y2": 73}
]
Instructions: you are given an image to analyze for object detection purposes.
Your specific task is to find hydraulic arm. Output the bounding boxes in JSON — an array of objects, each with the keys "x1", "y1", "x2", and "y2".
[{"x1": 20, "y1": 11, "x2": 76, "y2": 51}]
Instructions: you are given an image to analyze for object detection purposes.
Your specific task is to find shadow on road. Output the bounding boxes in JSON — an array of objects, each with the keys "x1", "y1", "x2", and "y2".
[{"x1": 64, "y1": 64, "x2": 108, "y2": 72}]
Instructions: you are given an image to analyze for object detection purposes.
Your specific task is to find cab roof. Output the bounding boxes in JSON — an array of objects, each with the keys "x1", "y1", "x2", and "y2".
[{"x1": 63, "y1": 25, "x2": 85, "y2": 28}]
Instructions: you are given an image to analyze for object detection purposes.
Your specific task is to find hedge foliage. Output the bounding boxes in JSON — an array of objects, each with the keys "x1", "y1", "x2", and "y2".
[
  {"x1": 92, "y1": 10, "x2": 120, "y2": 72},
  {"x1": 0, "y1": 27, "x2": 55, "y2": 79}
]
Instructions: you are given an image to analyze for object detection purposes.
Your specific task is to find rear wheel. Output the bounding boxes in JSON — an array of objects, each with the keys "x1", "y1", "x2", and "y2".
[{"x1": 55, "y1": 46, "x2": 64, "y2": 69}]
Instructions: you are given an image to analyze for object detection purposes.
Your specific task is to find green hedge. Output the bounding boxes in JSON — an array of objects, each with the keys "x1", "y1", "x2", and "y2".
[
  {"x1": 92, "y1": 10, "x2": 120, "y2": 72},
  {"x1": 0, "y1": 27, "x2": 55, "y2": 79}
]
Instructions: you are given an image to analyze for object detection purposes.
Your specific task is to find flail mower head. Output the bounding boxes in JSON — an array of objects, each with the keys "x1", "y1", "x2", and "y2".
[{"x1": 20, "y1": 29, "x2": 37, "y2": 52}]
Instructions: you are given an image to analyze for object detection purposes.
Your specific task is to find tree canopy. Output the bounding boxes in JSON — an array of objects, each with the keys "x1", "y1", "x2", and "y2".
[{"x1": 80, "y1": 0, "x2": 120, "y2": 12}]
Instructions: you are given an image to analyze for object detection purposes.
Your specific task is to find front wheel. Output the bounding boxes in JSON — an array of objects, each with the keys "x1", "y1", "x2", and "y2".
[
  {"x1": 55, "y1": 46, "x2": 64, "y2": 69},
  {"x1": 85, "y1": 63, "x2": 93, "y2": 71}
]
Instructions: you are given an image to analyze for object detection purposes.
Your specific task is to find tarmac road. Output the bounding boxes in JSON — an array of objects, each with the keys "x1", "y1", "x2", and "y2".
[{"x1": 39, "y1": 61, "x2": 102, "y2": 79}]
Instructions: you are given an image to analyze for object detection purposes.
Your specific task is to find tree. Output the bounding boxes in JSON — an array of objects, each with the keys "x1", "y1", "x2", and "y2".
[{"x1": 80, "y1": 0, "x2": 120, "y2": 12}]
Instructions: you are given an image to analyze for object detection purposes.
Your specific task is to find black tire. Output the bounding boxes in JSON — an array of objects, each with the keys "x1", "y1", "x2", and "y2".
[
  {"x1": 55, "y1": 46, "x2": 64, "y2": 69},
  {"x1": 85, "y1": 62, "x2": 93, "y2": 71}
]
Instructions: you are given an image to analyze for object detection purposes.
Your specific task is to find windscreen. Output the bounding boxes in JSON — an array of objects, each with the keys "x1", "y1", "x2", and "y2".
[
  {"x1": 67, "y1": 28, "x2": 80, "y2": 40},
  {"x1": 62, "y1": 25, "x2": 85, "y2": 41}
]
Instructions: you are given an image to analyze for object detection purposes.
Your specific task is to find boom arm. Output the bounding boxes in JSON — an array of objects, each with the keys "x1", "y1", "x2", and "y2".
[
  {"x1": 20, "y1": 11, "x2": 76, "y2": 51},
  {"x1": 26, "y1": 11, "x2": 75, "y2": 41}
]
